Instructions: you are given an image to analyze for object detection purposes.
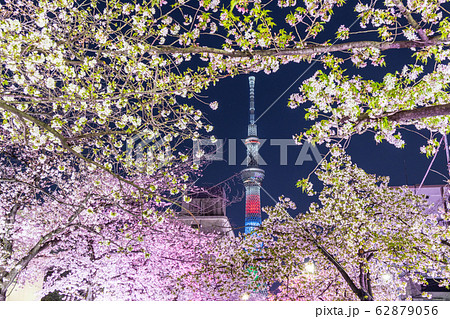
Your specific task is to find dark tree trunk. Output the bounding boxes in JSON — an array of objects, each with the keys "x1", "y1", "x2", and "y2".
[
  {"x1": 358, "y1": 290, "x2": 374, "y2": 301},
  {"x1": 305, "y1": 228, "x2": 373, "y2": 301},
  {"x1": 357, "y1": 250, "x2": 374, "y2": 301},
  {"x1": 0, "y1": 288, "x2": 7, "y2": 301}
]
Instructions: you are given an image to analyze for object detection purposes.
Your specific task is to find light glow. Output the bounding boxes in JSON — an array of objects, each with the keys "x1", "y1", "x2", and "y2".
[
  {"x1": 381, "y1": 273, "x2": 392, "y2": 282},
  {"x1": 304, "y1": 262, "x2": 315, "y2": 274}
]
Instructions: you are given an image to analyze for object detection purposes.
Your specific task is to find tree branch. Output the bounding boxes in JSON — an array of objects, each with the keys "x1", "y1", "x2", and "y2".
[
  {"x1": 66, "y1": 130, "x2": 137, "y2": 141},
  {"x1": 356, "y1": 103, "x2": 450, "y2": 124},
  {"x1": 392, "y1": 0, "x2": 429, "y2": 42},
  {"x1": 387, "y1": 103, "x2": 450, "y2": 122},
  {"x1": 150, "y1": 36, "x2": 450, "y2": 58},
  {"x1": 0, "y1": 102, "x2": 199, "y2": 221},
  {"x1": 442, "y1": 239, "x2": 450, "y2": 248}
]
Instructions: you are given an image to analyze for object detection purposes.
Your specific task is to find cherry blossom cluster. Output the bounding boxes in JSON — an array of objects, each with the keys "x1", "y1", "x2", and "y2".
[{"x1": 205, "y1": 151, "x2": 449, "y2": 301}]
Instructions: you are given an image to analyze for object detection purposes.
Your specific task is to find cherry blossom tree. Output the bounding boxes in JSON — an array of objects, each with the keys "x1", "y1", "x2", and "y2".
[
  {"x1": 2, "y1": 0, "x2": 450, "y2": 301},
  {"x1": 0, "y1": 141, "x2": 212, "y2": 301},
  {"x1": 2, "y1": 0, "x2": 450, "y2": 170},
  {"x1": 0, "y1": 0, "x2": 218, "y2": 205},
  {"x1": 0, "y1": 145, "x2": 93, "y2": 301},
  {"x1": 201, "y1": 151, "x2": 450, "y2": 301},
  {"x1": 36, "y1": 200, "x2": 221, "y2": 301},
  {"x1": 289, "y1": 1, "x2": 450, "y2": 156}
]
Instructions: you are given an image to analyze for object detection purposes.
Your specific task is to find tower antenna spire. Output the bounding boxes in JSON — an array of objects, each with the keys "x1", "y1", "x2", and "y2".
[
  {"x1": 247, "y1": 76, "x2": 257, "y2": 137},
  {"x1": 249, "y1": 76, "x2": 255, "y2": 125}
]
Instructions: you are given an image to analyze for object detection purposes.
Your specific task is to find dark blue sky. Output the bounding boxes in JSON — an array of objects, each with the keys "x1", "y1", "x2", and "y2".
[{"x1": 189, "y1": 2, "x2": 450, "y2": 235}]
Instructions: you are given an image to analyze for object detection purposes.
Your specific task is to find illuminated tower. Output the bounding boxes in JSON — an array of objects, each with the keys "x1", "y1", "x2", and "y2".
[{"x1": 241, "y1": 76, "x2": 265, "y2": 234}]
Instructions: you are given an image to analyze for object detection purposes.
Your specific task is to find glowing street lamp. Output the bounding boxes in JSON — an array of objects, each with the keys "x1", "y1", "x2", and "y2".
[
  {"x1": 381, "y1": 273, "x2": 392, "y2": 282},
  {"x1": 241, "y1": 292, "x2": 250, "y2": 301},
  {"x1": 304, "y1": 261, "x2": 315, "y2": 274}
]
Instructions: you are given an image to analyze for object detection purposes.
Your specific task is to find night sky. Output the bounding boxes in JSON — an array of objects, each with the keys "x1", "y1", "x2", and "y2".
[{"x1": 188, "y1": 2, "x2": 450, "y2": 235}]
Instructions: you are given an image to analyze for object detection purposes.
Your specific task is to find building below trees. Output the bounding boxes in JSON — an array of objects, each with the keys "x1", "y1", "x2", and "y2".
[
  {"x1": 179, "y1": 186, "x2": 234, "y2": 238},
  {"x1": 401, "y1": 185, "x2": 450, "y2": 301}
]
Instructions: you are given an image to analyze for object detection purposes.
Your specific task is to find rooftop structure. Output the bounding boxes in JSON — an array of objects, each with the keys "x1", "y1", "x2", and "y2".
[{"x1": 179, "y1": 186, "x2": 234, "y2": 238}]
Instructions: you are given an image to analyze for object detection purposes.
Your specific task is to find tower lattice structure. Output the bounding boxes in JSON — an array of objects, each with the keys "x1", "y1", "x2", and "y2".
[{"x1": 241, "y1": 76, "x2": 265, "y2": 234}]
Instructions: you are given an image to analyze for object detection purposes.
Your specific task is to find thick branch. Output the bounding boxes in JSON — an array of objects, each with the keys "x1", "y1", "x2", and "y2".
[
  {"x1": 356, "y1": 103, "x2": 450, "y2": 125},
  {"x1": 151, "y1": 36, "x2": 449, "y2": 58},
  {"x1": 1, "y1": 227, "x2": 65, "y2": 297},
  {"x1": 387, "y1": 103, "x2": 450, "y2": 122}
]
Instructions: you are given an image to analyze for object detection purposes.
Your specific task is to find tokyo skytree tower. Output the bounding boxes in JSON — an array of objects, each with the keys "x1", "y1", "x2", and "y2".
[{"x1": 241, "y1": 76, "x2": 265, "y2": 234}]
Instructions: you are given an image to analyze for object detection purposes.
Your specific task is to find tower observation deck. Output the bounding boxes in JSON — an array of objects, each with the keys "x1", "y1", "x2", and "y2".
[{"x1": 241, "y1": 76, "x2": 265, "y2": 234}]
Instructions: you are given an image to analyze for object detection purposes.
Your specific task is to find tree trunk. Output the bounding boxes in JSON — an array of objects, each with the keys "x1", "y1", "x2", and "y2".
[
  {"x1": 304, "y1": 228, "x2": 372, "y2": 301},
  {"x1": 358, "y1": 290, "x2": 374, "y2": 301},
  {"x1": 86, "y1": 287, "x2": 94, "y2": 301},
  {"x1": 357, "y1": 250, "x2": 374, "y2": 301},
  {"x1": 0, "y1": 288, "x2": 7, "y2": 301}
]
